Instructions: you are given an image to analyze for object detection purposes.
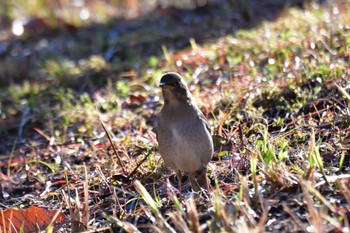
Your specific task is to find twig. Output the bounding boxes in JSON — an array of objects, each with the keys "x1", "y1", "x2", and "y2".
[
  {"x1": 127, "y1": 150, "x2": 151, "y2": 179},
  {"x1": 218, "y1": 94, "x2": 245, "y2": 136},
  {"x1": 238, "y1": 122, "x2": 244, "y2": 149},
  {"x1": 100, "y1": 120, "x2": 126, "y2": 175},
  {"x1": 18, "y1": 107, "x2": 31, "y2": 138},
  {"x1": 283, "y1": 203, "x2": 308, "y2": 232}
]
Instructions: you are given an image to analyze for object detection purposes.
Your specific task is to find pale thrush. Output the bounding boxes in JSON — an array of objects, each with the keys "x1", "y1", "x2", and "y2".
[{"x1": 157, "y1": 72, "x2": 213, "y2": 192}]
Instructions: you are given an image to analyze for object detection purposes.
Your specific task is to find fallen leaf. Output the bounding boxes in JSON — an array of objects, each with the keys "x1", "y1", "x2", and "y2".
[
  {"x1": 0, "y1": 206, "x2": 66, "y2": 233},
  {"x1": 129, "y1": 94, "x2": 147, "y2": 103}
]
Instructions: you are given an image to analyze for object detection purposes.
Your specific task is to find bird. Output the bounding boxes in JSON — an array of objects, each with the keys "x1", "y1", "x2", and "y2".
[{"x1": 157, "y1": 72, "x2": 214, "y2": 192}]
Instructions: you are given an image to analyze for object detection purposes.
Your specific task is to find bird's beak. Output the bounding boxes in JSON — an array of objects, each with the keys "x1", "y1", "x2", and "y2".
[{"x1": 159, "y1": 82, "x2": 171, "y2": 89}]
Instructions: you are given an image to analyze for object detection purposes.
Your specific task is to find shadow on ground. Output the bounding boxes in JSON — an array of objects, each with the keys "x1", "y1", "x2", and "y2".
[{"x1": 0, "y1": 0, "x2": 324, "y2": 86}]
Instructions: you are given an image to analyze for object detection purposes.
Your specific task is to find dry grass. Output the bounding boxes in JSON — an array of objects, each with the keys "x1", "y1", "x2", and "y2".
[{"x1": 0, "y1": 0, "x2": 350, "y2": 232}]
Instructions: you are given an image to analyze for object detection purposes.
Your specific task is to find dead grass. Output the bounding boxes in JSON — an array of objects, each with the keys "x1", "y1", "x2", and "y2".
[{"x1": 0, "y1": 0, "x2": 350, "y2": 232}]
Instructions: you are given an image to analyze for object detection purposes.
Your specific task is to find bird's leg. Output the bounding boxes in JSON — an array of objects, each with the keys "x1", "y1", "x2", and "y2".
[
  {"x1": 188, "y1": 174, "x2": 200, "y2": 192},
  {"x1": 189, "y1": 168, "x2": 209, "y2": 192},
  {"x1": 198, "y1": 168, "x2": 210, "y2": 190},
  {"x1": 176, "y1": 169, "x2": 183, "y2": 193}
]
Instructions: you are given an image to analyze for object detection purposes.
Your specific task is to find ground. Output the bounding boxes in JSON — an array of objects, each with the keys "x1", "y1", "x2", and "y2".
[{"x1": 0, "y1": 0, "x2": 349, "y2": 232}]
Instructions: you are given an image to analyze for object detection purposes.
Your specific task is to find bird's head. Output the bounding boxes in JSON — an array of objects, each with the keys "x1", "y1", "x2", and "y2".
[{"x1": 159, "y1": 72, "x2": 190, "y2": 103}]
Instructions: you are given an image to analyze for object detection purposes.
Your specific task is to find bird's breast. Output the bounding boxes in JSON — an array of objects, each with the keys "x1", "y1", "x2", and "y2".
[{"x1": 168, "y1": 120, "x2": 213, "y2": 173}]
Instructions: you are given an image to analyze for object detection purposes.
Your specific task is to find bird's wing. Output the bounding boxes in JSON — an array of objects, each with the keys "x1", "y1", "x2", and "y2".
[
  {"x1": 197, "y1": 110, "x2": 211, "y2": 134},
  {"x1": 156, "y1": 119, "x2": 159, "y2": 142}
]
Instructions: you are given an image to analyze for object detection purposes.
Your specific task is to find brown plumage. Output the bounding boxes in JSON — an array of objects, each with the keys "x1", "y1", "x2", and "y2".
[{"x1": 157, "y1": 72, "x2": 213, "y2": 192}]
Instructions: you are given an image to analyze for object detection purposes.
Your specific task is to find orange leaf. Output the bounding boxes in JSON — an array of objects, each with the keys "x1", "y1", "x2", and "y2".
[
  {"x1": 0, "y1": 206, "x2": 66, "y2": 233},
  {"x1": 129, "y1": 94, "x2": 147, "y2": 103}
]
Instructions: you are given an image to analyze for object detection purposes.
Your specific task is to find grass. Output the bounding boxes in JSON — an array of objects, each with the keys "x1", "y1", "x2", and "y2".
[{"x1": 0, "y1": 0, "x2": 350, "y2": 232}]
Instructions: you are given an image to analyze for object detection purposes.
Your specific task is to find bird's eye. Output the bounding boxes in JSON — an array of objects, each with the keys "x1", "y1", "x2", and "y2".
[{"x1": 173, "y1": 82, "x2": 179, "y2": 87}]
